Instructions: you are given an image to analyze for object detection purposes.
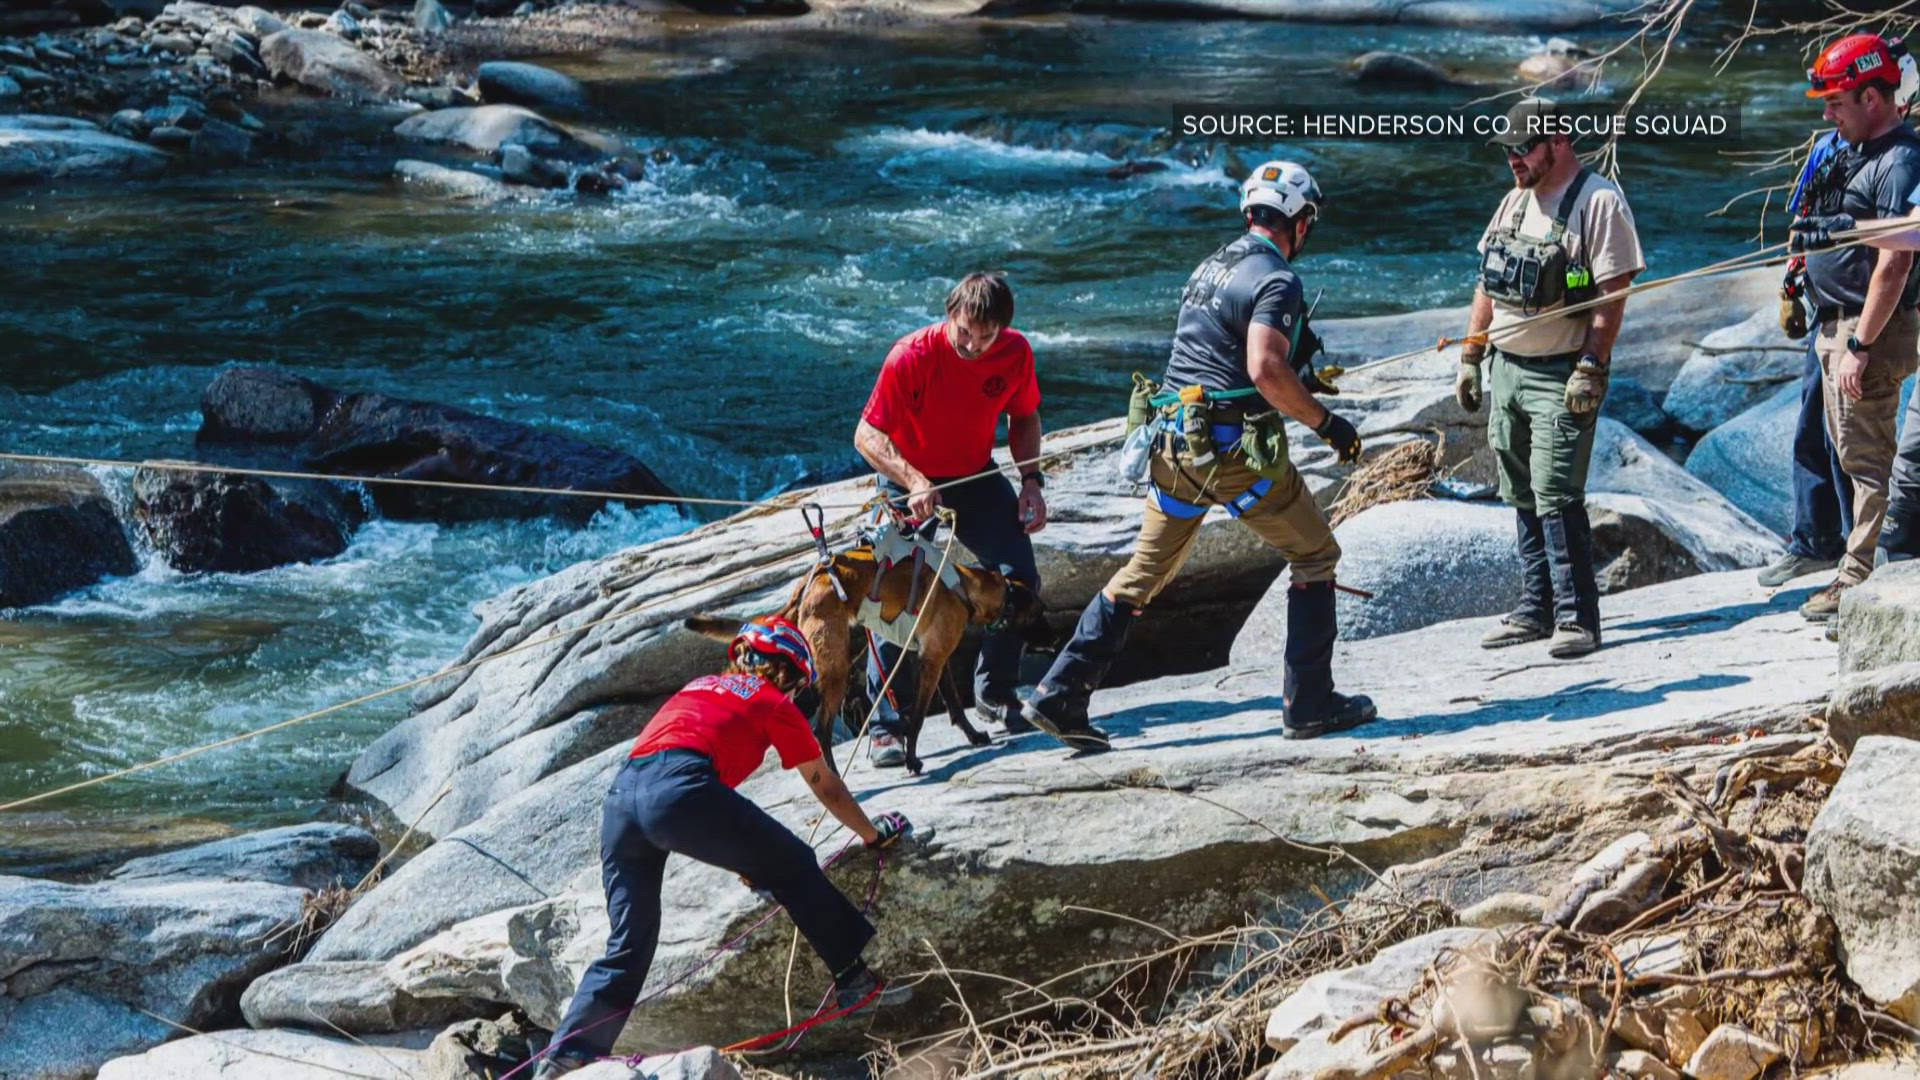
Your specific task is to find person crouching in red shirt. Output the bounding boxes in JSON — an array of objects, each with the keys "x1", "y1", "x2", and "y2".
[
  {"x1": 533, "y1": 615, "x2": 913, "y2": 1078},
  {"x1": 852, "y1": 273, "x2": 1050, "y2": 765}
]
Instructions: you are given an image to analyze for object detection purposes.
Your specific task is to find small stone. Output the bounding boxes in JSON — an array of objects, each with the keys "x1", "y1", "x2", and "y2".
[
  {"x1": 344, "y1": 0, "x2": 373, "y2": 16},
  {"x1": 1685, "y1": 1025, "x2": 1782, "y2": 1080},
  {"x1": 5, "y1": 65, "x2": 55, "y2": 88},
  {"x1": 107, "y1": 108, "x2": 149, "y2": 137},
  {"x1": 147, "y1": 124, "x2": 195, "y2": 148},
  {"x1": 0, "y1": 44, "x2": 34, "y2": 64},
  {"x1": 1665, "y1": 1006, "x2": 1711, "y2": 1067},
  {"x1": 1457, "y1": 892, "x2": 1548, "y2": 928},
  {"x1": 233, "y1": 5, "x2": 288, "y2": 36},
  {"x1": 190, "y1": 117, "x2": 252, "y2": 159},
  {"x1": 150, "y1": 33, "x2": 196, "y2": 54},
  {"x1": 513, "y1": 1, "x2": 535, "y2": 12},
  {"x1": 1610, "y1": 1050, "x2": 1681, "y2": 1080},
  {"x1": 413, "y1": 0, "x2": 454, "y2": 33},
  {"x1": 323, "y1": 10, "x2": 362, "y2": 38},
  {"x1": 38, "y1": 47, "x2": 77, "y2": 64},
  {"x1": 112, "y1": 16, "x2": 145, "y2": 33},
  {"x1": 1615, "y1": 934, "x2": 1688, "y2": 978},
  {"x1": 1613, "y1": 1003, "x2": 1667, "y2": 1059},
  {"x1": 0, "y1": 76, "x2": 18, "y2": 100},
  {"x1": 1429, "y1": 1041, "x2": 1536, "y2": 1080}
]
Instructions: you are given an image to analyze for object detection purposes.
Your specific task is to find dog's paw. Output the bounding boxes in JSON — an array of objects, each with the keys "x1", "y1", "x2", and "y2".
[{"x1": 965, "y1": 730, "x2": 992, "y2": 747}]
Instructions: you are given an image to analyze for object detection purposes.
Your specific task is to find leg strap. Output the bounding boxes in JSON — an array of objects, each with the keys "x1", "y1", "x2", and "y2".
[
  {"x1": 1225, "y1": 478, "x2": 1273, "y2": 519},
  {"x1": 1147, "y1": 482, "x2": 1209, "y2": 520}
]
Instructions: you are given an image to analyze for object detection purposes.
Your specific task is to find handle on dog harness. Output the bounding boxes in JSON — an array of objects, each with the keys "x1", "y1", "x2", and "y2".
[{"x1": 802, "y1": 502, "x2": 849, "y2": 601}]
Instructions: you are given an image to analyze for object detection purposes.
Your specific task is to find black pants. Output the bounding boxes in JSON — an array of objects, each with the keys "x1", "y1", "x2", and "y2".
[
  {"x1": 545, "y1": 750, "x2": 874, "y2": 1062},
  {"x1": 867, "y1": 470, "x2": 1041, "y2": 725}
]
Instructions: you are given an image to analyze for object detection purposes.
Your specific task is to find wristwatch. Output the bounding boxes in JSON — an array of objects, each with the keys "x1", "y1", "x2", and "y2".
[
  {"x1": 1847, "y1": 333, "x2": 1875, "y2": 355},
  {"x1": 1020, "y1": 472, "x2": 1044, "y2": 488}
]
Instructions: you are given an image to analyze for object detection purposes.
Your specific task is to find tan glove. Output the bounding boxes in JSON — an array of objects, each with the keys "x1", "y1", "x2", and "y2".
[
  {"x1": 1565, "y1": 354, "x2": 1608, "y2": 414},
  {"x1": 1455, "y1": 359, "x2": 1483, "y2": 413}
]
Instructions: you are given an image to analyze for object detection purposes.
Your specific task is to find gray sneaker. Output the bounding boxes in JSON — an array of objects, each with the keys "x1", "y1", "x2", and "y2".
[
  {"x1": 1547, "y1": 623, "x2": 1599, "y2": 658},
  {"x1": 1758, "y1": 552, "x2": 1839, "y2": 588},
  {"x1": 1480, "y1": 613, "x2": 1550, "y2": 649},
  {"x1": 869, "y1": 733, "x2": 907, "y2": 768}
]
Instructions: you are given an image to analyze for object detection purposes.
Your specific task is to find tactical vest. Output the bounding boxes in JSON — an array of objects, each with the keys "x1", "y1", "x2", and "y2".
[
  {"x1": 1804, "y1": 127, "x2": 1920, "y2": 217},
  {"x1": 1479, "y1": 169, "x2": 1598, "y2": 315}
]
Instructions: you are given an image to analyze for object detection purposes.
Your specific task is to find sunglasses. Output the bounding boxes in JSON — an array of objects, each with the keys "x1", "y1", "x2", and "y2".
[{"x1": 1504, "y1": 135, "x2": 1549, "y2": 158}]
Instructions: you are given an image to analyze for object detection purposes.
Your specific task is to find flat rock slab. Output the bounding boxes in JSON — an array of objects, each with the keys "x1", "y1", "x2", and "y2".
[
  {"x1": 96, "y1": 1028, "x2": 431, "y2": 1079},
  {"x1": 109, "y1": 822, "x2": 378, "y2": 891},
  {"x1": 311, "y1": 568, "x2": 1833, "y2": 1055}
]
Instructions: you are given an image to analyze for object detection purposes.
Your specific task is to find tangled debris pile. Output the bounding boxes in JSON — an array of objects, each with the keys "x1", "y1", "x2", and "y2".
[{"x1": 864, "y1": 739, "x2": 1920, "y2": 1080}]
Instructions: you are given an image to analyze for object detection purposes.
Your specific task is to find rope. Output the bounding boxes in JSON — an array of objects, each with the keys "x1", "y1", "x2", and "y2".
[
  {"x1": 0, "y1": 445, "x2": 1087, "y2": 514},
  {"x1": 1339, "y1": 218, "x2": 1920, "y2": 379}
]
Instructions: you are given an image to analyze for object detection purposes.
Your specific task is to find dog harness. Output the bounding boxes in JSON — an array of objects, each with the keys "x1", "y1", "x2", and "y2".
[{"x1": 855, "y1": 516, "x2": 966, "y2": 651}]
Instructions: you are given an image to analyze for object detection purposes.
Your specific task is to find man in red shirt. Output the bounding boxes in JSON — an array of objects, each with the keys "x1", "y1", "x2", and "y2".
[
  {"x1": 854, "y1": 273, "x2": 1048, "y2": 764},
  {"x1": 532, "y1": 616, "x2": 912, "y2": 1078}
]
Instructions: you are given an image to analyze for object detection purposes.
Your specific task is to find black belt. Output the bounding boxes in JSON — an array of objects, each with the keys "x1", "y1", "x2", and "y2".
[
  {"x1": 1492, "y1": 348, "x2": 1582, "y2": 364},
  {"x1": 1815, "y1": 304, "x2": 1863, "y2": 324}
]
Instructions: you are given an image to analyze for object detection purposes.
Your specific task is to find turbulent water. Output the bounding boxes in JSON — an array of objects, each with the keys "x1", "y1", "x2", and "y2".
[{"x1": 0, "y1": 14, "x2": 1822, "y2": 862}]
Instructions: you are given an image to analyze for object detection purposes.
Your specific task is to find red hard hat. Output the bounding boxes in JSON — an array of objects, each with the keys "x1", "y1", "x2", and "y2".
[{"x1": 1808, "y1": 33, "x2": 1901, "y2": 98}]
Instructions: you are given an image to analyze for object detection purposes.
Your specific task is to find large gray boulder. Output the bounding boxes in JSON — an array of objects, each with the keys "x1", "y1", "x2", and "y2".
[
  {"x1": 0, "y1": 115, "x2": 170, "y2": 184},
  {"x1": 1837, "y1": 559, "x2": 1920, "y2": 675},
  {"x1": 1685, "y1": 382, "x2": 1797, "y2": 537},
  {"x1": 259, "y1": 27, "x2": 404, "y2": 100},
  {"x1": 108, "y1": 823, "x2": 379, "y2": 892},
  {"x1": 131, "y1": 467, "x2": 369, "y2": 574},
  {"x1": 394, "y1": 157, "x2": 527, "y2": 203},
  {"x1": 393, "y1": 104, "x2": 619, "y2": 163},
  {"x1": 1234, "y1": 420, "x2": 1779, "y2": 648},
  {"x1": 0, "y1": 460, "x2": 137, "y2": 608},
  {"x1": 1660, "y1": 308, "x2": 1799, "y2": 436},
  {"x1": 476, "y1": 60, "x2": 587, "y2": 115},
  {"x1": 1805, "y1": 736, "x2": 1920, "y2": 1023},
  {"x1": 0, "y1": 876, "x2": 307, "y2": 1080},
  {"x1": 309, "y1": 569, "x2": 1834, "y2": 1053},
  {"x1": 1826, "y1": 661, "x2": 1920, "y2": 753},
  {"x1": 95, "y1": 1028, "x2": 430, "y2": 1079}
]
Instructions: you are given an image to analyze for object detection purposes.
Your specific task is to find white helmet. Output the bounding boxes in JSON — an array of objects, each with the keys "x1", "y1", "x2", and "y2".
[{"x1": 1239, "y1": 160, "x2": 1322, "y2": 220}]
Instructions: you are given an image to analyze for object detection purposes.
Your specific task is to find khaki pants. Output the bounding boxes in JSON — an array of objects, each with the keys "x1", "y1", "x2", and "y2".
[
  {"x1": 1818, "y1": 309, "x2": 1920, "y2": 584},
  {"x1": 1106, "y1": 441, "x2": 1339, "y2": 609}
]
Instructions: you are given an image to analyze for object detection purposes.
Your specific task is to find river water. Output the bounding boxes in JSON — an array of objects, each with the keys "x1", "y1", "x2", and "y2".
[{"x1": 0, "y1": 12, "x2": 1822, "y2": 868}]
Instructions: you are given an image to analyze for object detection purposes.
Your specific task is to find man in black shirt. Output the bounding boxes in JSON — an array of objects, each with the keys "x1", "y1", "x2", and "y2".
[
  {"x1": 1793, "y1": 32, "x2": 1920, "y2": 620},
  {"x1": 1022, "y1": 161, "x2": 1376, "y2": 748}
]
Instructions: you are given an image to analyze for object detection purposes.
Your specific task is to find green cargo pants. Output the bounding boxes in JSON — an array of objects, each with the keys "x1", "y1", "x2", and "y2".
[{"x1": 1489, "y1": 350, "x2": 1597, "y2": 515}]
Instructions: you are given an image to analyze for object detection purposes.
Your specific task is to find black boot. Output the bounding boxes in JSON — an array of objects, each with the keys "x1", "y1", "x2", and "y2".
[
  {"x1": 1542, "y1": 503, "x2": 1601, "y2": 658},
  {"x1": 1283, "y1": 580, "x2": 1378, "y2": 739},
  {"x1": 1022, "y1": 593, "x2": 1134, "y2": 751},
  {"x1": 1481, "y1": 508, "x2": 1553, "y2": 648}
]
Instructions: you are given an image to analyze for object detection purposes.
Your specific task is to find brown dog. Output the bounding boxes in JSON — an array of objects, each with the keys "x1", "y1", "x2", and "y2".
[{"x1": 685, "y1": 547, "x2": 1044, "y2": 776}]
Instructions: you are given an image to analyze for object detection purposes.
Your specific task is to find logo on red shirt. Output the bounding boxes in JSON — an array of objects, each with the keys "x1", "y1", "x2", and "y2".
[{"x1": 982, "y1": 375, "x2": 1007, "y2": 398}]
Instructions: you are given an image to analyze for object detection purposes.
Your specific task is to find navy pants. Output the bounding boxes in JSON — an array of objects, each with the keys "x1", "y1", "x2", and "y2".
[
  {"x1": 867, "y1": 470, "x2": 1040, "y2": 727},
  {"x1": 1789, "y1": 325, "x2": 1855, "y2": 561},
  {"x1": 545, "y1": 750, "x2": 875, "y2": 1063}
]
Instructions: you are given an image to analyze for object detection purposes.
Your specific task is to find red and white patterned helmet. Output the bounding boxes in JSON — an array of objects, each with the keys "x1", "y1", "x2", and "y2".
[{"x1": 732, "y1": 614, "x2": 817, "y2": 686}]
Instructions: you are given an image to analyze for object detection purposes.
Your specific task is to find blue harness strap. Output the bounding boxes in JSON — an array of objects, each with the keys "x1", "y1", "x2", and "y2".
[
  {"x1": 1225, "y1": 478, "x2": 1273, "y2": 519},
  {"x1": 1147, "y1": 482, "x2": 1208, "y2": 519}
]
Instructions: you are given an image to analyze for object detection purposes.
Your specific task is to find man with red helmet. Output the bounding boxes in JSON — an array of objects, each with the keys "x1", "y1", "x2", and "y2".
[
  {"x1": 1786, "y1": 32, "x2": 1920, "y2": 621},
  {"x1": 533, "y1": 615, "x2": 912, "y2": 1078}
]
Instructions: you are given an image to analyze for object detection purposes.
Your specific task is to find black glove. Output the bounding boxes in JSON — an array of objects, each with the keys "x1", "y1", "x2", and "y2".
[
  {"x1": 1314, "y1": 409, "x2": 1361, "y2": 465},
  {"x1": 1790, "y1": 213, "x2": 1854, "y2": 253},
  {"x1": 867, "y1": 811, "x2": 912, "y2": 849}
]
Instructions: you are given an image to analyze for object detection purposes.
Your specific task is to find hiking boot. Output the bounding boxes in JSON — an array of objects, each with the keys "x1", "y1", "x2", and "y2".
[
  {"x1": 1480, "y1": 613, "x2": 1550, "y2": 649},
  {"x1": 1547, "y1": 623, "x2": 1599, "y2": 658},
  {"x1": 532, "y1": 1053, "x2": 591, "y2": 1080},
  {"x1": 1758, "y1": 551, "x2": 1840, "y2": 588},
  {"x1": 1282, "y1": 692, "x2": 1378, "y2": 740},
  {"x1": 1800, "y1": 579, "x2": 1850, "y2": 622},
  {"x1": 869, "y1": 732, "x2": 907, "y2": 768},
  {"x1": 1021, "y1": 686, "x2": 1112, "y2": 752},
  {"x1": 833, "y1": 966, "x2": 912, "y2": 1013},
  {"x1": 975, "y1": 698, "x2": 1032, "y2": 735}
]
